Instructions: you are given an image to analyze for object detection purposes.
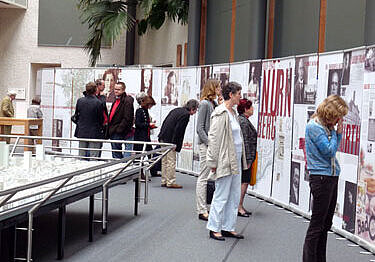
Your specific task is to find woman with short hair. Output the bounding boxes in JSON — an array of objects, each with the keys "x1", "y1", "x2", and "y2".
[
  {"x1": 303, "y1": 95, "x2": 348, "y2": 261},
  {"x1": 206, "y1": 82, "x2": 247, "y2": 241},
  {"x1": 237, "y1": 98, "x2": 257, "y2": 217}
]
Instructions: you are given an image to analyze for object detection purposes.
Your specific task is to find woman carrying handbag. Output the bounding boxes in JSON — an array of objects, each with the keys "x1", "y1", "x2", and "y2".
[{"x1": 237, "y1": 98, "x2": 257, "y2": 217}]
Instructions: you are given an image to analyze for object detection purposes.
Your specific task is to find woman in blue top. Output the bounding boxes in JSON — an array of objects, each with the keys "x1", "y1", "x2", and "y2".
[{"x1": 303, "y1": 95, "x2": 348, "y2": 262}]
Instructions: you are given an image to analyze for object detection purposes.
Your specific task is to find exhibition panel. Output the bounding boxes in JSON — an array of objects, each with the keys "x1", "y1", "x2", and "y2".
[{"x1": 35, "y1": 45, "x2": 375, "y2": 253}]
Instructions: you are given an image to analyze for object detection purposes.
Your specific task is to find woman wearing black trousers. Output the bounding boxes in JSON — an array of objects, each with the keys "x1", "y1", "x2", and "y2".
[
  {"x1": 303, "y1": 95, "x2": 348, "y2": 262},
  {"x1": 237, "y1": 98, "x2": 257, "y2": 217},
  {"x1": 134, "y1": 95, "x2": 156, "y2": 153}
]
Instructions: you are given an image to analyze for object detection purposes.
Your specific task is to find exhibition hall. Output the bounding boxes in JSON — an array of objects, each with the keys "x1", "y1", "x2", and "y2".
[{"x1": 1, "y1": 0, "x2": 375, "y2": 261}]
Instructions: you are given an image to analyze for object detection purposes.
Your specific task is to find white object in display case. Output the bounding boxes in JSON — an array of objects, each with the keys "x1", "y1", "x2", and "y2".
[
  {"x1": 2, "y1": 144, "x2": 9, "y2": 168},
  {"x1": 0, "y1": 141, "x2": 6, "y2": 167},
  {"x1": 45, "y1": 155, "x2": 55, "y2": 161},
  {"x1": 36, "y1": 144, "x2": 45, "y2": 160},
  {"x1": 24, "y1": 151, "x2": 32, "y2": 170}
]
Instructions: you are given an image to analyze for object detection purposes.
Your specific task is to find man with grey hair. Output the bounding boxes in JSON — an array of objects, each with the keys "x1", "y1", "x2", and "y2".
[
  {"x1": 158, "y1": 99, "x2": 199, "y2": 188},
  {"x1": 0, "y1": 91, "x2": 16, "y2": 143}
]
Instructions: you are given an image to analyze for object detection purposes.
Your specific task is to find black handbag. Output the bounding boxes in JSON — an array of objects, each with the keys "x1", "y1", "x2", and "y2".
[
  {"x1": 150, "y1": 145, "x2": 162, "y2": 177},
  {"x1": 71, "y1": 112, "x2": 79, "y2": 124},
  {"x1": 206, "y1": 180, "x2": 215, "y2": 204}
]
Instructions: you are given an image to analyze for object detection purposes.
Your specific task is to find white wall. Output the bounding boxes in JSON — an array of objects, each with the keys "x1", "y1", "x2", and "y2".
[
  {"x1": 0, "y1": 0, "x2": 126, "y2": 117},
  {"x1": 135, "y1": 18, "x2": 188, "y2": 66}
]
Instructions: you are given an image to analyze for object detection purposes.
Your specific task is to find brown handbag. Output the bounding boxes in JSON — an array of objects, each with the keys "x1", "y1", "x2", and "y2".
[{"x1": 250, "y1": 151, "x2": 258, "y2": 186}]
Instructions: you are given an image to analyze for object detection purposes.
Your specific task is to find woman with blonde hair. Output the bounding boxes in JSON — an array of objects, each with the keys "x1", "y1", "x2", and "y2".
[
  {"x1": 303, "y1": 95, "x2": 348, "y2": 261},
  {"x1": 196, "y1": 79, "x2": 220, "y2": 221}
]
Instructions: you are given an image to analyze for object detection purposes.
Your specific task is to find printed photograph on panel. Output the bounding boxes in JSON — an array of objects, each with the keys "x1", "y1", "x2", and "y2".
[
  {"x1": 368, "y1": 119, "x2": 375, "y2": 142},
  {"x1": 327, "y1": 69, "x2": 342, "y2": 96},
  {"x1": 289, "y1": 161, "x2": 301, "y2": 205},
  {"x1": 343, "y1": 89, "x2": 361, "y2": 125},
  {"x1": 342, "y1": 181, "x2": 357, "y2": 234},
  {"x1": 52, "y1": 119, "x2": 63, "y2": 152},
  {"x1": 294, "y1": 58, "x2": 308, "y2": 104},
  {"x1": 162, "y1": 70, "x2": 179, "y2": 106},
  {"x1": 356, "y1": 152, "x2": 375, "y2": 242},
  {"x1": 212, "y1": 68, "x2": 229, "y2": 90},
  {"x1": 200, "y1": 66, "x2": 211, "y2": 91},
  {"x1": 180, "y1": 78, "x2": 191, "y2": 106},
  {"x1": 295, "y1": 57, "x2": 317, "y2": 105},
  {"x1": 365, "y1": 47, "x2": 375, "y2": 72},
  {"x1": 341, "y1": 51, "x2": 351, "y2": 86},
  {"x1": 141, "y1": 68, "x2": 153, "y2": 96},
  {"x1": 247, "y1": 62, "x2": 261, "y2": 104},
  {"x1": 103, "y1": 68, "x2": 121, "y2": 103}
]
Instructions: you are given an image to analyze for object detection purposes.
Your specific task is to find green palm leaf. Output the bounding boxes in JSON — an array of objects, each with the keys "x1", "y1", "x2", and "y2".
[
  {"x1": 79, "y1": 1, "x2": 135, "y2": 66},
  {"x1": 78, "y1": 0, "x2": 188, "y2": 66}
]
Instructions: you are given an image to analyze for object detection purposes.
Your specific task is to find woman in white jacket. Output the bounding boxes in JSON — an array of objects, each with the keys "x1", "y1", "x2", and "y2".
[{"x1": 206, "y1": 82, "x2": 247, "y2": 241}]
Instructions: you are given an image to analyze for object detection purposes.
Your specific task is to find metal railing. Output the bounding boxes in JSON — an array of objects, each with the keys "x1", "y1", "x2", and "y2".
[{"x1": 0, "y1": 134, "x2": 175, "y2": 262}]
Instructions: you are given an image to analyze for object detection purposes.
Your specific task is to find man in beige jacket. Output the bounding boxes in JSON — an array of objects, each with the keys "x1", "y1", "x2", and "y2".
[{"x1": 0, "y1": 91, "x2": 16, "y2": 143}]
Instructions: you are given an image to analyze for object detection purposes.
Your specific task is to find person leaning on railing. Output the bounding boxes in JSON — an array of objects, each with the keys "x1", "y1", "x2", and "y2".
[{"x1": 158, "y1": 99, "x2": 199, "y2": 189}]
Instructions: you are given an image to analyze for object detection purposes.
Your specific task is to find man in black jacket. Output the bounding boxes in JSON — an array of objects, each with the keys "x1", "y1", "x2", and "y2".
[
  {"x1": 108, "y1": 82, "x2": 134, "y2": 159},
  {"x1": 74, "y1": 82, "x2": 104, "y2": 158},
  {"x1": 95, "y1": 79, "x2": 108, "y2": 156},
  {"x1": 158, "y1": 99, "x2": 199, "y2": 188}
]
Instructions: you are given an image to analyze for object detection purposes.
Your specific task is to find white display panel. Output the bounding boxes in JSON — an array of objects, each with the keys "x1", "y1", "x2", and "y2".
[
  {"x1": 149, "y1": 68, "x2": 162, "y2": 143},
  {"x1": 291, "y1": 54, "x2": 318, "y2": 213},
  {"x1": 356, "y1": 46, "x2": 375, "y2": 242},
  {"x1": 40, "y1": 69, "x2": 55, "y2": 150},
  {"x1": 253, "y1": 59, "x2": 276, "y2": 197},
  {"x1": 270, "y1": 57, "x2": 295, "y2": 205},
  {"x1": 177, "y1": 68, "x2": 198, "y2": 172}
]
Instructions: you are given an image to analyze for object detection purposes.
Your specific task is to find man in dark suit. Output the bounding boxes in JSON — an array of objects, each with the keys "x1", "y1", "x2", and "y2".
[
  {"x1": 294, "y1": 59, "x2": 305, "y2": 104},
  {"x1": 73, "y1": 82, "x2": 104, "y2": 158},
  {"x1": 108, "y1": 82, "x2": 134, "y2": 159},
  {"x1": 341, "y1": 52, "x2": 351, "y2": 86},
  {"x1": 158, "y1": 99, "x2": 199, "y2": 188}
]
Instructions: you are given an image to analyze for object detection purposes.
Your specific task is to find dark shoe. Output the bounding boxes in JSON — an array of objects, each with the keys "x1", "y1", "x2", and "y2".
[
  {"x1": 161, "y1": 184, "x2": 167, "y2": 187},
  {"x1": 209, "y1": 231, "x2": 225, "y2": 241},
  {"x1": 198, "y1": 214, "x2": 208, "y2": 221},
  {"x1": 238, "y1": 211, "x2": 250, "y2": 217},
  {"x1": 166, "y1": 184, "x2": 183, "y2": 189},
  {"x1": 221, "y1": 230, "x2": 244, "y2": 239},
  {"x1": 243, "y1": 208, "x2": 252, "y2": 215}
]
